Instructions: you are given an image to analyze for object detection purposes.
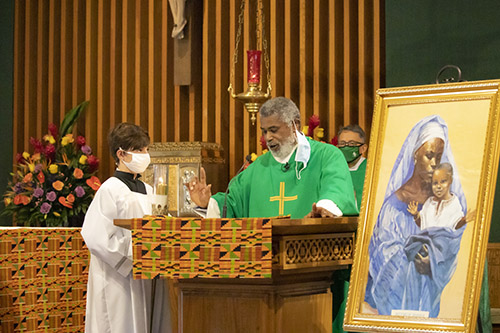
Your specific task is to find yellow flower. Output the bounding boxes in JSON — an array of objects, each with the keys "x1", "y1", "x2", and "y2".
[
  {"x1": 250, "y1": 153, "x2": 258, "y2": 162},
  {"x1": 48, "y1": 164, "x2": 58, "y2": 174},
  {"x1": 28, "y1": 163, "x2": 35, "y2": 172},
  {"x1": 43, "y1": 134, "x2": 56, "y2": 144},
  {"x1": 53, "y1": 212, "x2": 61, "y2": 217},
  {"x1": 22, "y1": 152, "x2": 30, "y2": 160},
  {"x1": 313, "y1": 127, "x2": 324, "y2": 140},
  {"x1": 79, "y1": 155, "x2": 88, "y2": 164},
  {"x1": 4, "y1": 197, "x2": 12, "y2": 206},
  {"x1": 61, "y1": 134, "x2": 74, "y2": 146}
]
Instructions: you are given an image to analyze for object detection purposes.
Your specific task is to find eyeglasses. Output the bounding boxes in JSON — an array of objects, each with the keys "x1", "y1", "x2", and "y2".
[{"x1": 337, "y1": 140, "x2": 364, "y2": 148}]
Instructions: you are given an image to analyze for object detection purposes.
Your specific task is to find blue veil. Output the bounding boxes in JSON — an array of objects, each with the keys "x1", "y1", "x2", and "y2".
[{"x1": 383, "y1": 114, "x2": 466, "y2": 214}]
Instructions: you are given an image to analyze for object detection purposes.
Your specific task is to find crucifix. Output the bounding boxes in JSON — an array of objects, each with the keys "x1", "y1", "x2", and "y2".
[{"x1": 168, "y1": 0, "x2": 202, "y2": 86}]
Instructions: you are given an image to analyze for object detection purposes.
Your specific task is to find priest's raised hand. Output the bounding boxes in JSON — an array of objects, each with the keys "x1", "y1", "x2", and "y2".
[{"x1": 186, "y1": 166, "x2": 212, "y2": 208}]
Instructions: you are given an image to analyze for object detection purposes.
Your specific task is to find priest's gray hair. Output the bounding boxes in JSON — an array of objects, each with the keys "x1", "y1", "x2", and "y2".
[{"x1": 259, "y1": 97, "x2": 301, "y2": 127}]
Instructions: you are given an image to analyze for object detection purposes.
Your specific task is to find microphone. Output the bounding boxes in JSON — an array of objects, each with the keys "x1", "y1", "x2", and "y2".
[
  {"x1": 222, "y1": 160, "x2": 248, "y2": 218},
  {"x1": 281, "y1": 162, "x2": 290, "y2": 172}
]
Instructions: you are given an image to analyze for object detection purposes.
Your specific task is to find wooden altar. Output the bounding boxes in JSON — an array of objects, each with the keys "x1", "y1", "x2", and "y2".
[{"x1": 115, "y1": 216, "x2": 358, "y2": 332}]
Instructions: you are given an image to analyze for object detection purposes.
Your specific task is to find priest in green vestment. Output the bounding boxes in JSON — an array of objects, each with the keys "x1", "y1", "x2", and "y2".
[{"x1": 187, "y1": 96, "x2": 358, "y2": 219}]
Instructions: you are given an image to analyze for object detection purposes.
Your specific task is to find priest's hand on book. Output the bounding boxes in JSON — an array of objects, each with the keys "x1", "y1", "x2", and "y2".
[
  {"x1": 185, "y1": 167, "x2": 212, "y2": 208},
  {"x1": 305, "y1": 202, "x2": 335, "y2": 218}
]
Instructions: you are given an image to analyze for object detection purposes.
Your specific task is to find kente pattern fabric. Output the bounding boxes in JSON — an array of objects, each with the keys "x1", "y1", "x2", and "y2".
[
  {"x1": 132, "y1": 216, "x2": 272, "y2": 279},
  {"x1": 0, "y1": 228, "x2": 88, "y2": 333}
]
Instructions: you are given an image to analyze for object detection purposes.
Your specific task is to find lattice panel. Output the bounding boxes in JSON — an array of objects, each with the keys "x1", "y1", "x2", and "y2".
[{"x1": 280, "y1": 232, "x2": 354, "y2": 270}]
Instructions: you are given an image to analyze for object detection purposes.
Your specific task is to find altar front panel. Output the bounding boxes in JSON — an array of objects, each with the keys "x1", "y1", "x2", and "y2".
[
  {"x1": 131, "y1": 216, "x2": 272, "y2": 279},
  {"x1": 0, "y1": 228, "x2": 88, "y2": 333}
]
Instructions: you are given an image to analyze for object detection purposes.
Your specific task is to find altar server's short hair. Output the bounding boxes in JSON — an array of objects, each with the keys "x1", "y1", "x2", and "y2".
[{"x1": 108, "y1": 123, "x2": 150, "y2": 163}]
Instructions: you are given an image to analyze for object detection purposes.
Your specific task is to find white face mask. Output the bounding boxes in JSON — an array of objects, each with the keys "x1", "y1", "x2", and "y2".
[
  {"x1": 294, "y1": 123, "x2": 311, "y2": 179},
  {"x1": 120, "y1": 149, "x2": 151, "y2": 174}
]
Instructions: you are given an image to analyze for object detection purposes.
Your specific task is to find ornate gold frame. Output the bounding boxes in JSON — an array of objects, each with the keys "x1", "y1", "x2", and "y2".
[{"x1": 344, "y1": 80, "x2": 500, "y2": 332}]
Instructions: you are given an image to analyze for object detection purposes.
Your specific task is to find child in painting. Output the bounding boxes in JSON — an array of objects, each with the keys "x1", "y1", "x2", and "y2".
[{"x1": 408, "y1": 162, "x2": 468, "y2": 231}]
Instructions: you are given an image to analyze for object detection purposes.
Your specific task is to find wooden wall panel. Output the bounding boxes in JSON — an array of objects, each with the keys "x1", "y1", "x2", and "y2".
[
  {"x1": 488, "y1": 243, "x2": 500, "y2": 309},
  {"x1": 13, "y1": 0, "x2": 384, "y2": 182}
]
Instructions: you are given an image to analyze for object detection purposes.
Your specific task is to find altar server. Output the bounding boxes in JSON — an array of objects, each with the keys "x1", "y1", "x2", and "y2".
[{"x1": 81, "y1": 123, "x2": 171, "y2": 333}]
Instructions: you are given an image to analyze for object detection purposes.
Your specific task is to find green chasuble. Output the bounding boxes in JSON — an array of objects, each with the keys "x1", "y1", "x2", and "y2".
[
  {"x1": 212, "y1": 138, "x2": 358, "y2": 218},
  {"x1": 350, "y1": 158, "x2": 367, "y2": 210}
]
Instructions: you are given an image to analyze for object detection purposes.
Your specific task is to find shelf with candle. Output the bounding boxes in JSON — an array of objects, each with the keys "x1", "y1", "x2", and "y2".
[{"x1": 156, "y1": 177, "x2": 168, "y2": 196}]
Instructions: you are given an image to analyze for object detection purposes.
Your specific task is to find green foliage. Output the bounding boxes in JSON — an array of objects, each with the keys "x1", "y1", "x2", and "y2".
[{"x1": 59, "y1": 101, "x2": 90, "y2": 137}]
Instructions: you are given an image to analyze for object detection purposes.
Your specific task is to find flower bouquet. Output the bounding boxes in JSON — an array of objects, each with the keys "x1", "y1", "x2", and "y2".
[{"x1": 2, "y1": 101, "x2": 101, "y2": 227}]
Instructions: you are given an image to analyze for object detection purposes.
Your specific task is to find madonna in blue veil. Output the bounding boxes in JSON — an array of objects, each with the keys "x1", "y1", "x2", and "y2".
[{"x1": 364, "y1": 115, "x2": 467, "y2": 318}]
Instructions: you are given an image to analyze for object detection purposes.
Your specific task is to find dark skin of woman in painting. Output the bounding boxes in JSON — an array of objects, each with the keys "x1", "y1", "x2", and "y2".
[{"x1": 395, "y1": 137, "x2": 444, "y2": 275}]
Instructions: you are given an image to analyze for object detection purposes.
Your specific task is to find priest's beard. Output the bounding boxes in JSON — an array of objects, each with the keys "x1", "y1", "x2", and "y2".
[{"x1": 268, "y1": 134, "x2": 297, "y2": 160}]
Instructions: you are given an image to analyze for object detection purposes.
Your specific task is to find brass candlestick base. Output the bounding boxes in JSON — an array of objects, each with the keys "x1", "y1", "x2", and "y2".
[{"x1": 230, "y1": 82, "x2": 270, "y2": 125}]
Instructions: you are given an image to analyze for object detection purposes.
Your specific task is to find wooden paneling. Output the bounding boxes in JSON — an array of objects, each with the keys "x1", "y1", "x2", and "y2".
[
  {"x1": 488, "y1": 243, "x2": 500, "y2": 309},
  {"x1": 13, "y1": 0, "x2": 384, "y2": 182}
]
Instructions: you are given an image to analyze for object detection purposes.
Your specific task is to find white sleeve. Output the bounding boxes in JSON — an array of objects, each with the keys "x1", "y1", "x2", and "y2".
[
  {"x1": 80, "y1": 185, "x2": 133, "y2": 277},
  {"x1": 206, "y1": 197, "x2": 221, "y2": 218},
  {"x1": 316, "y1": 199, "x2": 343, "y2": 217}
]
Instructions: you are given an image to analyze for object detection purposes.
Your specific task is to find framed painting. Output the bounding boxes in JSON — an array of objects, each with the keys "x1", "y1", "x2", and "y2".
[{"x1": 344, "y1": 80, "x2": 500, "y2": 332}]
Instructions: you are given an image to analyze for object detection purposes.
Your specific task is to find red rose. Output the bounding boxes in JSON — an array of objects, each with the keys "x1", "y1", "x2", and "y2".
[
  {"x1": 48, "y1": 123, "x2": 58, "y2": 138},
  {"x1": 76, "y1": 135, "x2": 86, "y2": 147},
  {"x1": 87, "y1": 155, "x2": 100, "y2": 172}
]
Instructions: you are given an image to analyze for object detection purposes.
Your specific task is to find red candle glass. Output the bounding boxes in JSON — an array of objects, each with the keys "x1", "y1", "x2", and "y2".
[{"x1": 247, "y1": 50, "x2": 262, "y2": 84}]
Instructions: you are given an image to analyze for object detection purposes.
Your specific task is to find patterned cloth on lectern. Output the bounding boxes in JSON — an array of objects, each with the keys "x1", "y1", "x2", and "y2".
[
  {"x1": 132, "y1": 216, "x2": 272, "y2": 279},
  {"x1": 0, "y1": 228, "x2": 89, "y2": 333}
]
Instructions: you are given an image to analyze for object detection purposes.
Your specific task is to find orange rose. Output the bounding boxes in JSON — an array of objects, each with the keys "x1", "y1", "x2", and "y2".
[
  {"x1": 52, "y1": 180, "x2": 64, "y2": 191},
  {"x1": 86, "y1": 176, "x2": 101, "y2": 191},
  {"x1": 73, "y1": 168, "x2": 84, "y2": 179},
  {"x1": 66, "y1": 194, "x2": 75, "y2": 203}
]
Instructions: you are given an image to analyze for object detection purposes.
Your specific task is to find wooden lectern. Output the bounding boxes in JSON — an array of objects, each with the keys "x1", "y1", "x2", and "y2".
[{"x1": 115, "y1": 217, "x2": 357, "y2": 332}]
